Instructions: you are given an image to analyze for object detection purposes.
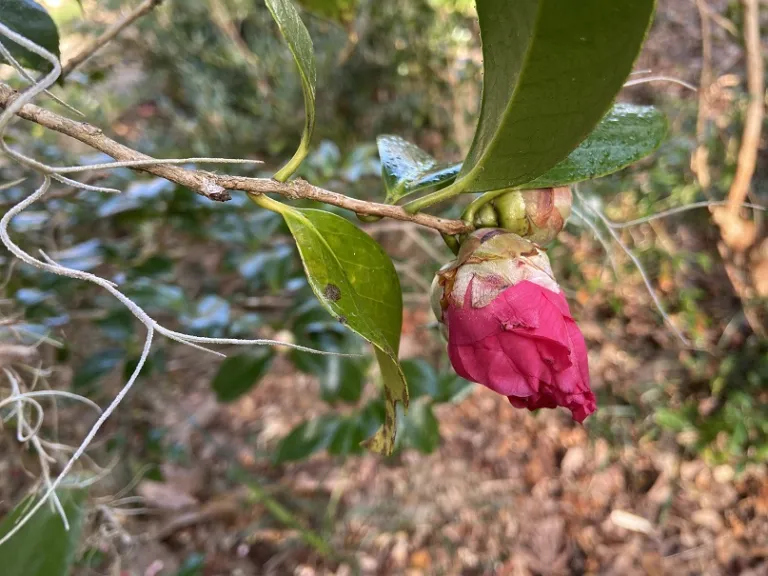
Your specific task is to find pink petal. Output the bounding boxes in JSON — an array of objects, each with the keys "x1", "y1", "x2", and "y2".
[
  {"x1": 497, "y1": 331, "x2": 554, "y2": 386},
  {"x1": 540, "y1": 286, "x2": 575, "y2": 319},
  {"x1": 448, "y1": 335, "x2": 536, "y2": 398}
]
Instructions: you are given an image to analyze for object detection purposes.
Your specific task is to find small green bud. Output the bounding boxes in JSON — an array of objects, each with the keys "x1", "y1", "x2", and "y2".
[
  {"x1": 472, "y1": 203, "x2": 499, "y2": 228},
  {"x1": 489, "y1": 186, "x2": 572, "y2": 245},
  {"x1": 493, "y1": 189, "x2": 529, "y2": 236}
]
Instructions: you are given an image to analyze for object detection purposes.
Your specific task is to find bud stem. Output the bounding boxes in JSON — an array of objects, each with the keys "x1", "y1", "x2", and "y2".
[
  {"x1": 403, "y1": 177, "x2": 470, "y2": 214},
  {"x1": 248, "y1": 191, "x2": 291, "y2": 215},
  {"x1": 461, "y1": 188, "x2": 513, "y2": 224},
  {"x1": 440, "y1": 232, "x2": 460, "y2": 255}
]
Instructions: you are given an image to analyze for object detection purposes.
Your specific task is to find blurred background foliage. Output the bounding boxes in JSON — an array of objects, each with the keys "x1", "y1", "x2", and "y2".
[
  {"x1": 1, "y1": 0, "x2": 767, "y2": 573},
  {"x1": 2, "y1": 0, "x2": 484, "y2": 465}
]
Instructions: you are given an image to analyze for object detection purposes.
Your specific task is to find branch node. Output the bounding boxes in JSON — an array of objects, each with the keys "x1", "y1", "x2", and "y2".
[
  {"x1": 82, "y1": 124, "x2": 103, "y2": 137},
  {"x1": 201, "y1": 179, "x2": 230, "y2": 202},
  {"x1": 284, "y1": 179, "x2": 304, "y2": 200}
]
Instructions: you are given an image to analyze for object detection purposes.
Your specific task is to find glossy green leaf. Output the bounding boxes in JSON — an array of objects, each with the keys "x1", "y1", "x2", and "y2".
[
  {"x1": 401, "y1": 359, "x2": 438, "y2": 399},
  {"x1": 402, "y1": 359, "x2": 474, "y2": 403},
  {"x1": 266, "y1": 0, "x2": 317, "y2": 181},
  {"x1": 398, "y1": 400, "x2": 440, "y2": 453},
  {"x1": 279, "y1": 207, "x2": 407, "y2": 454},
  {"x1": 327, "y1": 418, "x2": 367, "y2": 455},
  {"x1": 518, "y1": 104, "x2": 668, "y2": 188},
  {"x1": 321, "y1": 355, "x2": 366, "y2": 403},
  {"x1": 291, "y1": 330, "x2": 367, "y2": 403},
  {"x1": 0, "y1": 0, "x2": 60, "y2": 72},
  {"x1": 211, "y1": 349, "x2": 275, "y2": 403},
  {"x1": 457, "y1": 0, "x2": 655, "y2": 193},
  {"x1": 125, "y1": 281, "x2": 187, "y2": 315},
  {"x1": 275, "y1": 402, "x2": 386, "y2": 462},
  {"x1": 408, "y1": 163, "x2": 462, "y2": 195},
  {"x1": 435, "y1": 373, "x2": 474, "y2": 404},
  {"x1": 395, "y1": 104, "x2": 667, "y2": 195},
  {"x1": 328, "y1": 401, "x2": 385, "y2": 456},
  {"x1": 273, "y1": 415, "x2": 341, "y2": 463},
  {"x1": 377, "y1": 135, "x2": 455, "y2": 203},
  {"x1": 0, "y1": 489, "x2": 86, "y2": 576},
  {"x1": 182, "y1": 295, "x2": 231, "y2": 335}
]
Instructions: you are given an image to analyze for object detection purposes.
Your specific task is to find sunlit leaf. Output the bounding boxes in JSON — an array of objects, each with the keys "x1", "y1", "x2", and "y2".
[
  {"x1": 125, "y1": 281, "x2": 187, "y2": 315},
  {"x1": 182, "y1": 295, "x2": 231, "y2": 334},
  {"x1": 266, "y1": 0, "x2": 317, "y2": 181},
  {"x1": 0, "y1": 489, "x2": 86, "y2": 576},
  {"x1": 280, "y1": 207, "x2": 407, "y2": 454},
  {"x1": 0, "y1": 0, "x2": 60, "y2": 72},
  {"x1": 50, "y1": 239, "x2": 103, "y2": 272},
  {"x1": 377, "y1": 135, "x2": 454, "y2": 203},
  {"x1": 97, "y1": 178, "x2": 173, "y2": 217},
  {"x1": 654, "y1": 408, "x2": 691, "y2": 432},
  {"x1": 393, "y1": 104, "x2": 667, "y2": 195},
  {"x1": 518, "y1": 104, "x2": 668, "y2": 188}
]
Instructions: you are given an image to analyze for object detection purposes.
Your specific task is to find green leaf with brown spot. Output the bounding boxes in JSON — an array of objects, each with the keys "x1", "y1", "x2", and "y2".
[{"x1": 280, "y1": 207, "x2": 407, "y2": 455}]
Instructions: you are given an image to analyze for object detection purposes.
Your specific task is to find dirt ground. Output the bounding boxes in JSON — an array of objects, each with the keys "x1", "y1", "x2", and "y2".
[
  {"x1": 2, "y1": 0, "x2": 767, "y2": 574},
  {"x1": 85, "y1": 331, "x2": 768, "y2": 576}
]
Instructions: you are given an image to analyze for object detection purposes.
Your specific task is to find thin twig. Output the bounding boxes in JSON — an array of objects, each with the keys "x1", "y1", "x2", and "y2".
[
  {"x1": 0, "y1": 83, "x2": 470, "y2": 235},
  {"x1": 0, "y1": 177, "x2": 361, "y2": 546},
  {"x1": 693, "y1": 0, "x2": 714, "y2": 191},
  {"x1": 574, "y1": 188, "x2": 691, "y2": 346},
  {"x1": 0, "y1": 40, "x2": 84, "y2": 117},
  {"x1": 610, "y1": 201, "x2": 765, "y2": 229},
  {"x1": 726, "y1": 0, "x2": 764, "y2": 214},
  {"x1": 61, "y1": 0, "x2": 165, "y2": 80},
  {"x1": 697, "y1": 0, "x2": 739, "y2": 37},
  {"x1": 570, "y1": 205, "x2": 619, "y2": 277},
  {"x1": 623, "y1": 75, "x2": 697, "y2": 91},
  {"x1": 0, "y1": 345, "x2": 38, "y2": 365}
]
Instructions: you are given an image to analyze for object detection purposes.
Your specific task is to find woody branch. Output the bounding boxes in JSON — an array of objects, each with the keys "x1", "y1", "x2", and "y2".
[{"x1": 0, "y1": 83, "x2": 471, "y2": 236}]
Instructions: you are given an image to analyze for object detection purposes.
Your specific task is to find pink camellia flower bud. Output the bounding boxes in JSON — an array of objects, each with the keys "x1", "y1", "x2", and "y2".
[{"x1": 431, "y1": 228, "x2": 595, "y2": 422}]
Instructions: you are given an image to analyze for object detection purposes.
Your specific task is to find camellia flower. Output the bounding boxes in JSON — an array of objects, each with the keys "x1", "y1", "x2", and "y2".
[{"x1": 431, "y1": 228, "x2": 596, "y2": 422}]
